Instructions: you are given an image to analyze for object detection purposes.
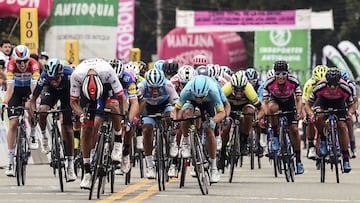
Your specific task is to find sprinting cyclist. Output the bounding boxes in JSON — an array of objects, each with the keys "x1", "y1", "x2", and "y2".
[
  {"x1": 137, "y1": 68, "x2": 179, "y2": 179},
  {"x1": 28, "y1": 58, "x2": 76, "y2": 181},
  {"x1": 260, "y1": 60, "x2": 304, "y2": 174},
  {"x1": 162, "y1": 59, "x2": 179, "y2": 79},
  {"x1": 192, "y1": 54, "x2": 208, "y2": 69},
  {"x1": 245, "y1": 67, "x2": 264, "y2": 102},
  {"x1": 173, "y1": 75, "x2": 226, "y2": 183},
  {"x1": 70, "y1": 58, "x2": 126, "y2": 189},
  {"x1": 302, "y1": 65, "x2": 328, "y2": 159},
  {"x1": 304, "y1": 67, "x2": 355, "y2": 172},
  {"x1": 3, "y1": 45, "x2": 40, "y2": 177}
]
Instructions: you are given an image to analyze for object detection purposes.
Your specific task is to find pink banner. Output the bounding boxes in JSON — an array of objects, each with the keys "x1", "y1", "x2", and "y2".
[
  {"x1": 195, "y1": 10, "x2": 296, "y2": 26},
  {"x1": 158, "y1": 28, "x2": 247, "y2": 71},
  {"x1": 116, "y1": 0, "x2": 135, "y2": 61},
  {"x1": 0, "y1": 0, "x2": 53, "y2": 19}
]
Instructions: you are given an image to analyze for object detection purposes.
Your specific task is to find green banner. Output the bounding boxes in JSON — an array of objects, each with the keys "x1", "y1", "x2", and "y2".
[
  {"x1": 51, "y1": 0, "x2": 118, "y2": 26},
  {"x1": 254, "y1": 29, "x2": 310, "y2": 84}
]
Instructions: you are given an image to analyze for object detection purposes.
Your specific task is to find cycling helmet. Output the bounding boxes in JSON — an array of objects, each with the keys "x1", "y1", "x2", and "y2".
[
  {"x1": 45, "y1": 58, "x2": 64, "y2": 78},
  {"x1": 340, "y1": 69, "x2": 349, "y2": 81},
  {"x1": 108, "y1": 59, "x2": 124, "y2": 77},
  {"x1": 162, "y1": 59, "x2": 179, "y2": 77},
  {"x1": 191, "y1": 75, "x2": 210, "y2": 97},
  {"x1": 13, "y1": 45, "x2": 30, "y2": 61},
  {"x1": 138, "y1": 61, "x2": 148, "y2": 74},
  {"x1": 273, "y1": 60, "x2": 289, "y2": 72},
  {"x1": 125, "y1": 61, "x2": 140, "y2": 78},
  {"x1": 178, "y1": 65, "x2": 195, "y2": 83},
  {"x1": 221, "y1": 66, "x2": 232, "y2": 75},
  {"x1": 267, "y1": 68, "x2": 275, "y2": 78},
  {"x1": 195, "y1": 65, "x2": 210, "y2": 76},
  {"x1": 192, "y1": 54, "x2": 208, "y2": 66},
  {"x1": 312, "y1": 65, "x2": 328, "y2": 82},
  {"x1": 154, "y1": 60, "x2": 165, "y2": 71},
  {"x1": 146, "y1": 68, "x2": 165, "y2": 87},
  {"x1": 325, "y1": 67, "x2": 341, "y2": 86},
  {"x1": 207, "y1": 64, "x2": 219, "y2": 78},
  {"x1": 245, "y1": 67, "x2": 258, "y2": 81},
  {"x1": 231, "y1": 71, "x2": 248, "y2": 87},
  {"x1": 82, "y1": 74, "x2": 104, "y2": 101}
]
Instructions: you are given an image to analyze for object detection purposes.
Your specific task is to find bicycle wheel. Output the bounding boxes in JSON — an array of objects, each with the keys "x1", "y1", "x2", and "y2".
[
  {"x1": 320, "y1": 157, "x2": 326, "y2": 183},
  {"x1": 179, "y1": 158, "x2": 187, "y2": 188},
  {"x1": 331, "y1": 132, "x2": 340, "y2": 183},
  {"x1": 155, "y1": 129, "x2": 165, "y2": 191},
  {"x1": 138, "y1": 150, "x2": 144, "y2": 178},
  {"x1": 21, "y1": 134, "x2": 29, "y2": 186},
  {"x1": 98, "y1": 142, "x2": 112, "y2": 199},
  {"x1": 15, "y1": 126, "x2": 26, "y2": 186},
  {"x1": 54, "y1": 128, "x2": 64, "y2": 192},
  {"x1": 89, "y1": 135, "x2": 104, "y2": 200},
  {"x1": 249, "y1": 129, "x2": 255, "y2": 170},
  {"x1": 190, "y1": 129, "x2": 209, "y2": 195}
]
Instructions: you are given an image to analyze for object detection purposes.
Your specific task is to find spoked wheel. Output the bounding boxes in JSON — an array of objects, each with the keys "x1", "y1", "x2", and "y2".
[
  {"x1": 320, "y1": 157, "x2": 326, "y2": 183},
  {"x1": 138, "y1": 150, "x2": 144, "y2": 178},
  {"x1": 16, "y1": 127, "x2": 26, "y2": 186},
  {"x1": 54, "y1": 131, "x2": 65, "y2": 192},
  {"x1": 89, "y1": 138, "x2": 104, "y2": 200},
  {"x1": 110, "y1": 164, "x2": 115, "y2": 193},
  {"x1": 190, "y1": 132, "x2": 209, "y2": 195},
  {"x1": 156, "y1": 131, "x2": 166, "y2": 191},
  {"x1": 249, "y1": 130, "x2": 255, "y2": 170},
  {"x1": 179, "y1": 158, "x2": 188, "y2": 188}
]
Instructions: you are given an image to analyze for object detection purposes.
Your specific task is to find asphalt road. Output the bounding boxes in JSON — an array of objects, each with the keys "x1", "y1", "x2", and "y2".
[{"x1": 1, "y1": 133, "x2": 360, "y2": 203}]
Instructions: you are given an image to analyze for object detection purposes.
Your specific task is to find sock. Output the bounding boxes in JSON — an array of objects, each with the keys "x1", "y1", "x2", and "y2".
[
  {"x1": 30, "y1": 128, "x2": 36, "y2": 137},
  {"x1": 41, "y1": 130, "x2": 47, "y2": 139},
  {"x1": 8, "y1": 149, "x2": 15, "y2": 165},
  {"x1": 145, "y1": 156, "x2": 154, "y2": 168},
  {"x1": 211, "y1": 158, "x2": 217, "y2": 169},
  {"x1": 67, "y1": 156, "x2": 74, "y2": 166}
]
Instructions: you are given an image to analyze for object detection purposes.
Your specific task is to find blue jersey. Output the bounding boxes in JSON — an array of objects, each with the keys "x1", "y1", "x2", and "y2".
[
  {"x1": 33, "y1": 66, "x2": 73, "y2": 97},
  {"x1": 176, "y1": 76, "x2": 225, "y2": 112},
  {"x1": 137, "y1": 79, "x2": 179, "y2": 106},
  {"x1": 255, "y1": 79, "x2": 264, "y2": 102},
  {"x1": 119, "y1": 71, "x2": 137, "y2": 99}
]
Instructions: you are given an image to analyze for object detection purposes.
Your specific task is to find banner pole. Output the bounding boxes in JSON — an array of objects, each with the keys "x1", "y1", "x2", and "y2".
[{"x1": 7, "y1": 18, "x2": 19, "y2": 40}]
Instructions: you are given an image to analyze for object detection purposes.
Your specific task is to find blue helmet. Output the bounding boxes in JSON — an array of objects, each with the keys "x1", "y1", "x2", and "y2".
[
  {"x1": 341, "y1": 69, "x2": 349, "y2": 81},
  {"x1": 146, "y1": 68, "x2": 165, "y2": 87},
  {"x1": 195, "y1": 65, "x2": 211, "y2": 76},
  {"x1": 45, "y1": 58, "x2": 64, "y2": 78},
  {"x1": 191, "y1": 75, "x2": 210, "y2": 97},
  {"x1": 245, "y1": 67, "x2": 258, "y2": 81},
  {"x1": 154, "y1": 60, "x2": 165, "y2": 71}
]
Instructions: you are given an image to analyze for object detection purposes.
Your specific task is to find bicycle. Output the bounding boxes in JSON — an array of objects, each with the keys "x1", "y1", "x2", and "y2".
[
  {"x1": 2, "y1": 106, "x2": 31, "y2": 186},
  {"x1": 87, "y1": 108, "x2": 124, "y2": 200},
  {"x1": 35, "y1": 109, "x2": 70, "y2": 192},
  {"x1": 315, "y1": 108, "x2": 344, "y2": 183},
  {"x1": 265, "y1": 110, "x2": 296, "y2": 182},
  {"x1": 147, "y1": 113, "x2": 171, "y2": 191},
  {"x1": 173, "y1": 114, "x2": 211, "y2": 195}
]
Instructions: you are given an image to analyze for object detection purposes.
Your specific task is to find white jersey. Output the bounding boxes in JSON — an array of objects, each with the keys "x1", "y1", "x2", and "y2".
[
  {"x1": 70, "y1": 58, "x2": 124, "y2": 99},
  {"x1": 0, "y1": 51, "x2": 9, "y2": 69}
]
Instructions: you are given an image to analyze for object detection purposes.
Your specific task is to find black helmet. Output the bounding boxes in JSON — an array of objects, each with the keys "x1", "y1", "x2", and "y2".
[
  {"x1": 273, "y1": 60, "x2": 289, "y2": 72},
  {"x1": 162, "y1": 59, "x2": 179, "y2": 77},
  {"x1": 326, "y1": 67, "x2": 341, "y2": 86}
]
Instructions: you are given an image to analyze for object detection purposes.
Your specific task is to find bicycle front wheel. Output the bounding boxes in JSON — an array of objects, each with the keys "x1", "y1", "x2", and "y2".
[
  {"x1": 89, "y1": 135, "x2": 105, "y2": 200},
  {"x1": 155, "y1": 129, "x2": 165, "y2": 191},
  {"x1": 54, "y1": 128, "x2": 65, "y2": 192}
]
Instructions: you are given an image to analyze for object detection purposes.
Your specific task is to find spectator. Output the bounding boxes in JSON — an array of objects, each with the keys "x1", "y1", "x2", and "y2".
[
  {"x1": 39, "y1": 51, "x2": 49, "y2": 66},
  {"x1": 0, "y1": 39, "x2": 12, "y2": 68}
]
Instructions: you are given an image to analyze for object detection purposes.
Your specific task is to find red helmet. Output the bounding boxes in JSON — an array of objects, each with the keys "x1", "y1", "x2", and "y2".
[{"x1": 192, "y1": 54, "x2": 208, "y2": 66}]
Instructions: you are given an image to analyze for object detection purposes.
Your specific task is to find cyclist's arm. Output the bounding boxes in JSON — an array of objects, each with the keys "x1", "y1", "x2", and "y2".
[{"x1": 224, "y1": 100, "x2": 231, "y2": 117}]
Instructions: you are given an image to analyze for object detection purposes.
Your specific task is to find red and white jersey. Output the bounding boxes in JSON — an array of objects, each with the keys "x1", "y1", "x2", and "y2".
[
  {"x1": 170, "y1": 73, "x2": 182, "y2": 93},
  {"x1": 70, "y1": 58, "x2": 124, "y2": 100},
  {"x1": 6, "y1": 58, "x2": 40, "y2": 87}
]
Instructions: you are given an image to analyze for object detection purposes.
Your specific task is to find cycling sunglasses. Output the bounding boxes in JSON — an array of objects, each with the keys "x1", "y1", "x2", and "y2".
[
  {"x1": 16, "y1": 59, "x2": 29, "y2": 64},
  {"x1": 232, "y1": 86, "x2": 245, "y2": 92},
  {"x1": 46, "y1": 75, "x2": 61, "y2": 81},
  {"x1": 275, "y1": 71, "x2": 288, "y2": 76}
]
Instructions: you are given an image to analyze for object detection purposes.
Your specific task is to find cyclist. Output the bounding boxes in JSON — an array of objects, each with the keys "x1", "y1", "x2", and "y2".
[
  {"x1": 162, "y1": 59, "x2": 179, "y2": 79},
  {"x1": 260, "y1": 60, "x2": 304, "y2": 174},
  {"x1": 70, "y1": 58, "x2": 126, "y2": 189},
  {"x1": 302, "y1": 65, "x2": 328, "y2": 159},
  {"x1": 245, "y1": 67, "x2": 265, "y2": 102},
  {"x1": 305, "y1": 67, "x2": 355, "y2": 172},
  {"x1": 340, "y1": 69, "x2": 357, "y2": 158},
  {"x1": 28, "y1": 58, "x2": 77, "y2": 181},
  {"x1": 107, "y1": 59, "x2": 139, "y2": 173},
  {"x1": 173, "y1": 75, "x2": 226, "y2": 183},
  {"x1": 138, "y1": 61, "x2": 148, "y2": 78},
  {"x1": 3, "y1": 45, "x2": 40, "y2": 177},
  {"x1": 221, "y1": 71, "x2": 263, "y2": 158},
  {"x1": 137, "y1": 68, "x2": 179, "y2": 179},
  {"x1": 192, "y1": 54, "x2": 208, "y2": 69}
]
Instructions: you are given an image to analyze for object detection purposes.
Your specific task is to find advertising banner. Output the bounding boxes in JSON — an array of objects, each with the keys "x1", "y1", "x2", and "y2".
[
  {"x1": 254, "y1": 29, "x2": 310, "y2": 84},
  {"x1": 0, "y1": 0, "x2": 53, "y2": 19},
  {"x1": 158, "y1": 28, "x2": 247, "y2": 71},
  {"x1": 20, "y1": 8, "x2": 39, "y2": 54},
  {"x1": 45, "y1": 0, "x2": 119, "y2": 60},
  {"x1": 116, "y1": 0, "x2": 135, "y2": 62},
  {"x1": 176, "y1": 9, "x2": 333, "y2": 33},
  {"x1": 338, "y1": 40, "x2": 360, "y2": 79},
  {"x1": 323, "y1": 45, "x2": 354, "y2": 80}
]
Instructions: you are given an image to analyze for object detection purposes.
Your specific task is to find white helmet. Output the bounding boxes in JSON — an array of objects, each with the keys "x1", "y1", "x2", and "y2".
[
  {"x1": 108, "y1": 59, "x2": 124, "y2": 77},
  {"x1": 207, "y1": 64, "x2": 221, "y2": 78},
  {"x1": 178, "y1": 65, "x2": 195, "y2": 83},
  {"x1": 125, "y1": 61, "x2": 140, "y2": 78},
  {"x1": 267, "y1": 68, "x2": 275, "y2": 78}
]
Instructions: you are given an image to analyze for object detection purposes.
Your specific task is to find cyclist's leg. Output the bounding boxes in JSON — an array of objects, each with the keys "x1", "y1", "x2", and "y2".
[{"x1": 268, "y1": 99, "x2": 280, "y2": 150}]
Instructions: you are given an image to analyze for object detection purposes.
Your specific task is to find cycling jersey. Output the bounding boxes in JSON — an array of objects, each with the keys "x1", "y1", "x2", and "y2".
[
  {"x1": 137, "y1": 79, "x2": 179, "y2": 106},
  {"x1": 263, "y1": 74, "x2": 302, "y2": 102},
  {"x1": 302, "y1": 78, "x2": 317, "y2": 102},
  {"x1": 120, "y1": 70, "x2": 137, "y2": 99},
  {"x1": 6, "y1": 58, "x2": 40, "y2": 87},
  {"x1": 70, "y1": 58, "x2": 124, "y2": 100},
  {"x1": 176, "y1": 76, "x2": 225, "y2": 112},
  {"x1": 308, "y1": 78, "x2": 353, "y2": 105},
  {"x1": 33, "y1": 66, "x2": 73, "y2": 96},
  {"x1": 222, "y1": 82, "x2": 260, "y2": 107},
  {"x1": 253, "y1": 79, "x2": 265, "y2": 102},
  {"x1": 170, "y1": 74, "x2": 182, "y2": 93}
]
